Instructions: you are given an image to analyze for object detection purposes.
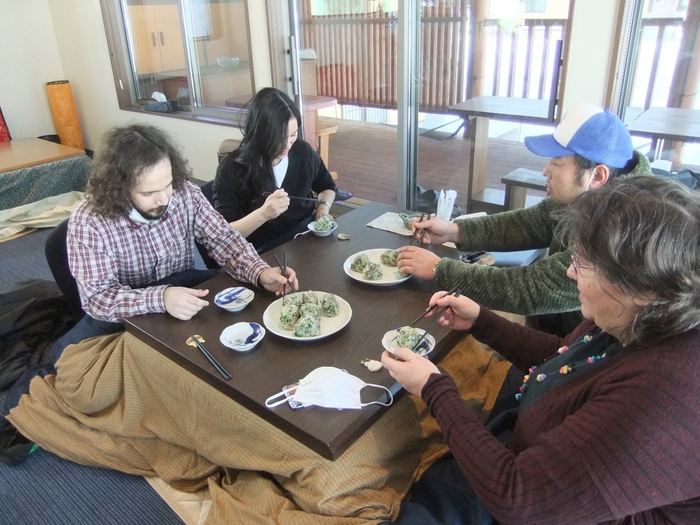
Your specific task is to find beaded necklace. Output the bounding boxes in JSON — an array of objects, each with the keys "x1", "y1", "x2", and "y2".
[{"x1": 515, "y1": 331, "x2": 618, "y2": 405}]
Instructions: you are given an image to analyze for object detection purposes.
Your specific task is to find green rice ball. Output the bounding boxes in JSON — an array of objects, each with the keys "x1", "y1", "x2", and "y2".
[
  {"x1": 351, "y1": 253, "x2": 370, "y2": 272},
  {"x1": 380, "y1": 249, "x2": 398, "y2": 267},
  {"x1": 299, "y1": 302, "x2": 322, "y2": 319},
  {"x1": 321, "y1": 293, "x2": 339, "y2": 317},
  {"x1": 363, "y1": 262, "x2": 383, "y2": 281},
  {"x1": 294, "y1": 315, "x2": 321, "y2": 337},
  {"x1": 280, "y1": 304, "x2": 300, "y2": 330}
]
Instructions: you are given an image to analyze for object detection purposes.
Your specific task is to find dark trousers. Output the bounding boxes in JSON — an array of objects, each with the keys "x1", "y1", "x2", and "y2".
[
  {"x1": 382, "y1": 454, "x2": 494, "y2": 525},
  {"x1": 255, "y1": 215, "x2": 314, "y2": 254},
  {"x1": 4, "y1": 268, "x2": 220, "y2": 415}
]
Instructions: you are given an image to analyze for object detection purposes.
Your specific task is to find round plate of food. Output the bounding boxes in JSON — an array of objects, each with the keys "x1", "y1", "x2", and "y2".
[
  {"x1": 343, "y1": 249, "x2": 411, "y2": 286},
  {"x1": 262, "y1": 290, "x2": 352, "y2": 341}
]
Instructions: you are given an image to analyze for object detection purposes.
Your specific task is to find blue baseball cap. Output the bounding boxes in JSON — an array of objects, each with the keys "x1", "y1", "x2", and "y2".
[{"x1": 524, "y1": 103, "x2": 633, "y2": 168}]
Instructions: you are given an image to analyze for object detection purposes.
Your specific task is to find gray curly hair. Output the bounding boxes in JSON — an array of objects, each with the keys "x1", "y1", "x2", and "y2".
[{"x1": 562, "y1": 175, "x2": 700, "y2": 347}]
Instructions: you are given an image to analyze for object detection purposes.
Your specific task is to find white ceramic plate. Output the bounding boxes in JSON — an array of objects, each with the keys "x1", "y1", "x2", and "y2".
[
  {"x1": 262, "y1": 291, "x2": 352, "y2": 341},
  {"x1": 220, "y1": 322, "x2": 265, "y2": 352},
  {"x1": 382, "y1": 328, "x2": 436, "y2": 357},
  {"x1": 343, "y1": 249, "x2": 411, "y2": 286},
  {"x1": 214, "y1": 287, "x2": 254, "y2": 311},
  {"x1": 308, "y1": 220, "x2": 338, "y2": 236}
]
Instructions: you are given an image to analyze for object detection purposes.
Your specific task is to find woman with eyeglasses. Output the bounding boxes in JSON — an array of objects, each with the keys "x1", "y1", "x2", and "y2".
[
  {"x1": 213, "y1": 87, "x2": 337, "y2": 253},
  {"x1": 381, "y1": 176, "x2": 700, "y2": 524}
]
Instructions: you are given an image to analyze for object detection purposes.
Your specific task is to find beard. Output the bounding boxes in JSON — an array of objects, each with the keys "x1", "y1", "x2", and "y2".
[{"x1": 134, "y1": 203, "x2": 168, "y2": 220}]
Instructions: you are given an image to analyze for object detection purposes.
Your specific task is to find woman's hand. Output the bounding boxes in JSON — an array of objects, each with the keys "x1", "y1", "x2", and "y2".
[
  {"x1": 396, "y1": 246, "x2": 441, "y2": 280},
  {"x1": 428, "y1": 291, "x2": 481, "y2": 331},
  {"x1": 314, "y1": 204, "x2": 334, "y2": 221},
  {"x1": 412, "y1": 217, "x2": 461, "y2": 245},
  {"x1": 259, "y1": 266, "x2": 299, "y2": 295},
  {"x1": 381, "y1": 347, "x2": 440, "y2": 397},
  {"x1": 261, "y1": 189, "x2": 290, "y2": 220}
]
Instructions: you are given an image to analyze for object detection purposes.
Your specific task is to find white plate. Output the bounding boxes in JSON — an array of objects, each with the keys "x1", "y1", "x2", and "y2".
[
  {"x1": 262, "y1": 291, "x2": 352, "y2": 341},
  {"x1": 343, "y1": 249, "x2": 411, "y2": 286},
  {"x1": 220, "y1": 322, "x2": 265, "y2": 351},
  {"x1": 214, "y1": 287, "x2": 254, "y2": 311},
  {"x1": 382, "y1": 328, "x2": 436, "y2": 357},
  {"x1": 308, "y1": 220, "x2": 338, "y2": 236}
]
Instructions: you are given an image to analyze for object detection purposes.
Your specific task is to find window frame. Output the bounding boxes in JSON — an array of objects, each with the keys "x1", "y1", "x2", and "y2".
[{"x1": 99, "y1": 0, "x2": 257, "y2": 127}]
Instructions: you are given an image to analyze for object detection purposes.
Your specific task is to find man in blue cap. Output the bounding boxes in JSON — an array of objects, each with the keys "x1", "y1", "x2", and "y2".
[{"x1": 397, "y1": 102, "x2": 652, "y2": 335}]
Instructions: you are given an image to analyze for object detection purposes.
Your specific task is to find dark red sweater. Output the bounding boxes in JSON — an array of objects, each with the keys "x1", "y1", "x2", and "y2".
[{"x1": 423, "y1": 308, "x2": 700, "y2": 524}]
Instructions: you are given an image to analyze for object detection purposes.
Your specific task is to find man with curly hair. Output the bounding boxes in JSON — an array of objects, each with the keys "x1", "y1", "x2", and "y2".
[{"x1": 62, "y1": 123, "x2": 296, "y2": 336}]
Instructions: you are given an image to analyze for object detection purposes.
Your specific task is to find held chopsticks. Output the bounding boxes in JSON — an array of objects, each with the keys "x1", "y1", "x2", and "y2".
[
  {"x1": 190, "y1": 335, "x2": 232, "y2": 380},
  {"x1": 274, "y1": 253, "x2": 289, "y2": 297},
  {"x1": 262, "y1": 192, "x2": 318, "y2": 203},
  {"x1": 411, "y1": 289, "x2": 462, "y2": 353},
  {"x1": 392, "y1": 286, "x2": 459, "y2": 344},
  {"x1": 406, "y1": 285, "x2": 460, "y2": 328},
  {"x1": 409, "y1": 213, "x2": 429, "y2": 247}
]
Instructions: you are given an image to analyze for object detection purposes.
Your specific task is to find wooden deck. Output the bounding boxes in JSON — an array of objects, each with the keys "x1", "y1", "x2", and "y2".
[{"x1": 325, "y1": 117, "x2": 548, "y2": 213}]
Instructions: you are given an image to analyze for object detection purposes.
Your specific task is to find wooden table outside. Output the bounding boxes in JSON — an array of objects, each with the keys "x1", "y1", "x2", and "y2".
[
  {"x1": 125, "y1": 202, "x2": 462, "y2": 460},
  {"x1": 0, "y1": 137, "x2": 85, "y2": 174},
  {"x1": 449, "y1": 96, "x2": 552, "y2": 213},
  {"x1": 625, "y1": 106, "x2": 700, "y2": 161},
  {"x1": 225, "y1": 94, "x2": 337, "y2": 147}
]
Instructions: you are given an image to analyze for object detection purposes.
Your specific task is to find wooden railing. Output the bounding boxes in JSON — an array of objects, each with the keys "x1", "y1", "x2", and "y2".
[
  {"x1": 631, "y1": 17, "x2": 685, "y2": 110},
  {"x1": 479, "y1": 18, "x2": 566, "y2": 101},
  {"x1": 299, "y1": 3, "x2": 569, "y2": 112},
  {"x1": 300, "y1": 1, "x2": 469, "y2": 112}
]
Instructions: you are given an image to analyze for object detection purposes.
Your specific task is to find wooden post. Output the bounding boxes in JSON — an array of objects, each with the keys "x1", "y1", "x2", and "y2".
[{"x1": 667, "y1": 0, "x2": 700, "y2": 165}]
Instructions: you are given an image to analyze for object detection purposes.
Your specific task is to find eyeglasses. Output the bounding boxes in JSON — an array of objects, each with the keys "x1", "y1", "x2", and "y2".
[{"x1": 570, "y1": 253, "x2": 597, "y2": 274}]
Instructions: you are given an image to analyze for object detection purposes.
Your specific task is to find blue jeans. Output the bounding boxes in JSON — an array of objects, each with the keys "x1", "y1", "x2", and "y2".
[{"x1": 382, "y1": 454, "x2": 494, "y2": 525}]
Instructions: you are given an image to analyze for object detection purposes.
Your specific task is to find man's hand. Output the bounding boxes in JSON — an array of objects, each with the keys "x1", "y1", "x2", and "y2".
[
  {"x1": 259, "y1": 266, "x2": 299, "y2": 295},
  {"x1": 163, "y1": 287, "x2": 209, "y2": 320},
  {"x1": 380, "y1": 347, "x2": 440, "y2": 397},
  {"x1": 396, "y1": 246, "x2": 441, "y2": 280},
  {"x1": 411, "y1": 216, "x2": 461, "y2": 245},
  {"x1": 261, "y1": 189, "x2": 290, "y2": 220}
]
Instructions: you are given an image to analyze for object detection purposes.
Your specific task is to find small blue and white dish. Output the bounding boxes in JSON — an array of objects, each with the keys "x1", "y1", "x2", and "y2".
[
  {"x1": 220, "y1": 322, "x2": 265, "y2": 352},
  {"x1": 215, "y1": 287, "x2": 254, "y2": 312}
]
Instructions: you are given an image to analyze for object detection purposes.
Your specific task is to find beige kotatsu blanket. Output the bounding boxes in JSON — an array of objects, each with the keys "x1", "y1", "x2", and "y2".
[{"x1": 8, "y1": 331, "x2": 511, "y2": 525}]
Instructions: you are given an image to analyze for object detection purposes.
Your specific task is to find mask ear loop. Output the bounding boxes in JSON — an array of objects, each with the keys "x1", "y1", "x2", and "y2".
[
  {"x1": 584, "y1": 169, "x2": 596, "y2": 192},
  {"x1": 359, "y1": 383, "x2": 394, "y2": 407},
  {"x1": 265, "y1": 384, "x2": 298, "y2": 408}
]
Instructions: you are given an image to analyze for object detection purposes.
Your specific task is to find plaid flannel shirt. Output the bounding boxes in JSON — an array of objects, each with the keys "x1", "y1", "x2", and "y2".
[{"x1": 67, "y1": 181, "x2": 270, "y2": 321}]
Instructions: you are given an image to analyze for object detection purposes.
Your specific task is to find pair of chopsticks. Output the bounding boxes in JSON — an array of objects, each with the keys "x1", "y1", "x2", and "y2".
[
  {"x1": 190, "y1": 334, "x2": 232, "y2": 380},
  {"x1": 392, "y1": 285, "x2": 460, "y2": 343},
  {"x1": 274, "y1": 252, "x2": 289, "y2": 297},
  {"x1": 409, "y1": 213, "x2": 429, "y2": 247},
  {"x1": 410, "y1": 288, "x2": 462, "y2": 353},
  {"x1": 262, "y1": 192, "x2": 318, "y2": 203}
]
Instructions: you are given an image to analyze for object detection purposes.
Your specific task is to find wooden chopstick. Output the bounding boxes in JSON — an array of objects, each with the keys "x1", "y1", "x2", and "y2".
[
  {"x1": 408, "y1": 213, "x2": 425, "y2": 246},
  {"x1": 274, "y1": 253, "x2": 288, "y2": 297},
  {"x1": 190, "y1": 335, "x2": 232, "y2": 380},
  {"x1": 392, "y1": 286, "x2": 460, "y2": 342},
  {"x1": 411, "y1": 289, "x2": 462, "y2": 353},
  {"x1": 262, "y1": 192, "x2": 318, "y2": 203},
  {"x1": 407, "y1": 285, "x2": 460, "y2": 327}
]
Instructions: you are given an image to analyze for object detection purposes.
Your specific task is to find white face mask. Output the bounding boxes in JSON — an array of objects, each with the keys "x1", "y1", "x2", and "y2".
[{"x1": 265, "y1": 366, "x2": 393, "y2": 410}]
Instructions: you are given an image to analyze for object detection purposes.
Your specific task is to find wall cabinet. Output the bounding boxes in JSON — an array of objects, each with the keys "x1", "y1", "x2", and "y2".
[{"x1": 129, "y1": 4, "x2": 185, "y2": 75}]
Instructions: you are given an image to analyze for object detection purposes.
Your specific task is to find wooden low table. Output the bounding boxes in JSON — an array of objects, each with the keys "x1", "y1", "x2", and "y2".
[
  {"x1": 0, "y1": 137, "x2": 84, "y2": 174},
  {"x1": 126, "y1": 202, "x2": 462, "y2": 460}
]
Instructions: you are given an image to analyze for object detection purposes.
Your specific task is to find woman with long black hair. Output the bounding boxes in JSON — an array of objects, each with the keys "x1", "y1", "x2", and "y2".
[{"x1": 213, "y1": 88, "x2": 337, "y2": 253}]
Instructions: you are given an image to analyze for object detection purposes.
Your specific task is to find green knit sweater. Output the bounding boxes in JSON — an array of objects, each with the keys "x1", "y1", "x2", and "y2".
[{"x1": 434, "y1": 152, "x2": 652, "y2": 324}]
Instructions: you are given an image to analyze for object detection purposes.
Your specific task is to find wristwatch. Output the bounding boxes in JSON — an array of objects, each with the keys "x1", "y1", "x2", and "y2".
[{"x1": 318, "y1": 200, "x2": 332, "y2": 209}]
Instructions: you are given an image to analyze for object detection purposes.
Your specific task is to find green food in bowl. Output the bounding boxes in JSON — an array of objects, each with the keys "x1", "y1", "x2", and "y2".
[
  {"x1": 314, "y1": 215, "x2": 333, "y2": 231},
  {"x1": 399, "y1": 213, "x2": 423, "y2": 230}
]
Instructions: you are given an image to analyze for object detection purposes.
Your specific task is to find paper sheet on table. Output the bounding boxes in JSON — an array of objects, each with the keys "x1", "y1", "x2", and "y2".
[
  {"x1": 366, "y1": 212, "x2": 413, "y2": 236},
  {"x1": 436, "y1": 190, "x2": 457, "y2": 222},
  {"x1": 366, "y1": 211, "x2": 487, "y2": 248}
]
